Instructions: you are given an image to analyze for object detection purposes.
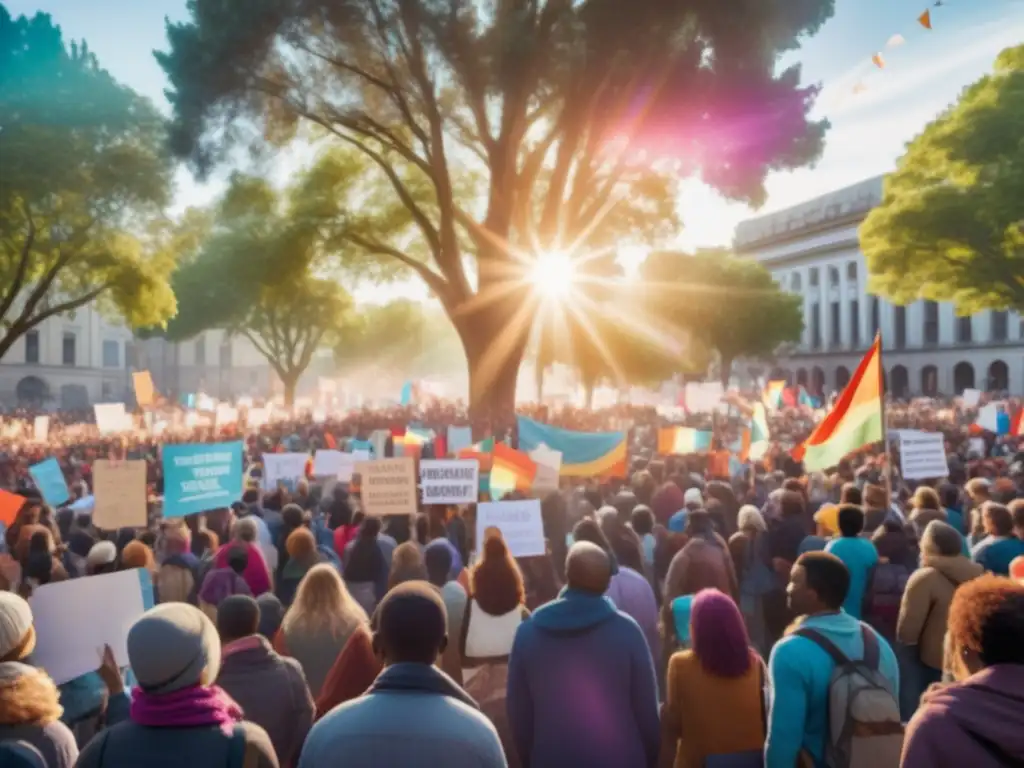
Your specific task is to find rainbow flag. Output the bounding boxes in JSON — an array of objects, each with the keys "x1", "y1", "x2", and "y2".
[
  {"x1": 489, "y1": 442, "x2": 537, "y2": 498},
  {"x1": 458, "y1": 437, "x2": 494, "y2": 472},
  {"x1": 748, "y1": 402, "x2": 770, "y2": 461},
  {"x1": 762, "y1": 380, "x2": 785, "y2": 410},
  {"x1": 793, "y1": 335, "x2": 883, "y2": 471},
  {"x1": 516, "y1": 416, "x2": 627, "y2": 477},
  {"x1": 658, "y1": 427, "x2": 712, "y2": 455}
]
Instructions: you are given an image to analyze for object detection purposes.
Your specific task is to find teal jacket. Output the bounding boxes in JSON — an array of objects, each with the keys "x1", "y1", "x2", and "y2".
[{"x1": 765, "y1": 612, "x2": 899, "y2": 768}]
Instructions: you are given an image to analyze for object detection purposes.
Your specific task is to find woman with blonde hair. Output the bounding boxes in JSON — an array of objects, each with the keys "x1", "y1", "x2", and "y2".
[{"x1": 274, "y1": 563, "x2": 368, "y2": 699}]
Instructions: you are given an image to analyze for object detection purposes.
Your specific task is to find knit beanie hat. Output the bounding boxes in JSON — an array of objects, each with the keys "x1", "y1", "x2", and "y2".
[
  {"x1": 86, "y1": 541, "x2": 117, "y2": 569},
  {"x1": 127, "y1": 603, "x2": 220, "y2": 694},
  {"x1": 0, "y1": 592, "x2": 34, "y2": 662}
]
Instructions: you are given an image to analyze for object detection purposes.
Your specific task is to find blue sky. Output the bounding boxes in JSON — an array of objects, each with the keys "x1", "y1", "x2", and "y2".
[{"x1": 8, "y1": 0, "x2": 1023, "y2": 300}]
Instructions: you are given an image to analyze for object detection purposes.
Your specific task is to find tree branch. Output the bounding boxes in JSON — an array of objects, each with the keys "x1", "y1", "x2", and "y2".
[{"x1": 0, "y1": 203, "x2": 37, "y2": 324}]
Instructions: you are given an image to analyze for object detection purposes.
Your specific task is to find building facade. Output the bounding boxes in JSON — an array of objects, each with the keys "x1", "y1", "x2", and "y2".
[
  {"x1": 0, "y1": 312, "x2": 325, "y2": 408},
  {"x1": 734, "y1": 176, "x2": 1024, "y2": 397}
]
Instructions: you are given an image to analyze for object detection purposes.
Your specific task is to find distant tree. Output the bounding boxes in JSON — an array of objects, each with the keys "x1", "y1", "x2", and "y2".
[
  {"x1": 860, "y1": 43, "x2": 1024, "y2": 313},
  {"x1": 165, "y1": 174, "x2": 358, "y2": 404},
  {"x1": 156, "y1": 0, "x2": 833, "y2": 418},
  {"x1": 334, "y1": 300, "x2": 426, "y2": 373},
  {"x1": 0, "y1": 8, "x2": 176, "y2": 360},
  {"x1": 640, "y1": 250, "x2": 803, "y2": 385}
]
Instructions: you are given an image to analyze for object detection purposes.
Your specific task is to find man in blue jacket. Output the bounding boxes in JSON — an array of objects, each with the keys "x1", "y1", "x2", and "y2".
[
  {"x1": 766, "y1": 551, "x2": 900, "y2": 767},
  {"x1": 507, "y1": 542, "x2": 660, "y2": 768}
]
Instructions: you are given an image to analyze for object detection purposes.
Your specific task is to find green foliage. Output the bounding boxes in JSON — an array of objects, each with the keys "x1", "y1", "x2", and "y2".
[
  {"x1": 165, "y1": 172, "x2": 361, "y2": 401},
  {"x1": 639, "y1": 250, "x2": 803, "y2": 382},
  {"x1": 860, "y1": 43, "x2": 1024, "y2": 314},
  {"x1": 0, "y1": 8, "x2": 176, "y2": 360},
  {"x1": 155, "y1": 0, "x2": 832, "y2": 413}
]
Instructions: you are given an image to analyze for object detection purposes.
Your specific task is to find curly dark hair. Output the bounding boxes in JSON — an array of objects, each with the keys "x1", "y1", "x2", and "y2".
[
  {"x1": 470, "y1": 536, "x2": 525, "y2": 616},
  {"x1": 948, "y1": 574, "x2": 1024, "y2": 667}
]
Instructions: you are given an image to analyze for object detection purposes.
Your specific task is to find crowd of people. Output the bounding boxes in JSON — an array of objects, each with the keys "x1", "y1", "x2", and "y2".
[{"x1": 0, "y1": 394, "x2": 1023, "y2": 767}]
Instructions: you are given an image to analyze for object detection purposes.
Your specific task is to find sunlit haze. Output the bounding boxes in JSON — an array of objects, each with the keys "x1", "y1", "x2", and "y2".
[{"x1": 10, "y1": 0, "x2": 1024, "y2": 306}]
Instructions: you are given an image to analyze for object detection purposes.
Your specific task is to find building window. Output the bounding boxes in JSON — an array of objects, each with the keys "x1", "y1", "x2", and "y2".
[
  {"x1": 125, "y1": 342, "x2": 137, "y2": 369},
  {"x1": 195, "y1": 337, "x2": 206, "y2": 366},
  {"x1": 957, "y1": 315, "x2": 972, "y2": 344},
  {"x1": 790, "y1": 273, "x2": 802, "y2": 292},
  {"x1": 102, "y1": 340, "x2": 120, "y2": 368},
  {"x1": 809, "y1": 268, "x2": 819, "y2": 287},
  {"x1": 846, "y1": 262, "x2": 858, "y2": 283},
  {"x1": 24, "y1": 330, "x2": 39, "y2": 364},
  {"x1": 923, "y1": 301, "x2": 939, "y2": 346},
  {"x1": 62, "y1": 333, "x2": 76, "y2": 367},
  {"x1": 870, "y1": 297, "x2": 880, "y2": 338},
  {"x1": 828, "y1": 267, "x2": 840, "y2": 288},
  {"x1": 992, "y1": 310, "x2": 1008, "y2": 342},
  {"x1": 894, "y1": 305, "x2": 906, "y2": 349},
  {"x1": 850, "y1": 300, "x2": 860, "y2": 347},
  {"x1": 101, "y1": 381, "x2": 113, "y2": 399},
  {"x1": 830, "y1": 302, "x2": 841, "y2": 346},
  {"x1": 810, "y1": 304, "x2": 821, "y2": 349},
  {"x1": 219, "y1": 341, "x2": 232, "y2": 367}
]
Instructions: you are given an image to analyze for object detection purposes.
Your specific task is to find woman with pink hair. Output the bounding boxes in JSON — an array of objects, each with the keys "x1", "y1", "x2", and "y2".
[{"x1": 660, "y1": 588, "x2": 767, "y2": 767}]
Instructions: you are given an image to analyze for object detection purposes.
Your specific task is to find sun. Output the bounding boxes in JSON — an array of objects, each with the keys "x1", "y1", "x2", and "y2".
[{"x1": 528, "y1": 251, "x2": 577, "y2": 299}]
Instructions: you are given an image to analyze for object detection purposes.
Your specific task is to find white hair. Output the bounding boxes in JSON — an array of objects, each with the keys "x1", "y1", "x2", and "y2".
[{"x1": 737, "y1": 505, "x2": 767, "y2": 533}]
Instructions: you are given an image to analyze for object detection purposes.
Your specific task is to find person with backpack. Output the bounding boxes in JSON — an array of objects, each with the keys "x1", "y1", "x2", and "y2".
[
  {"x1": 824, "y1": 506, "x2": 879, "y2": 620},
  {"x1": 765, "y1": 552, "x2": 901, "y2": 768}
]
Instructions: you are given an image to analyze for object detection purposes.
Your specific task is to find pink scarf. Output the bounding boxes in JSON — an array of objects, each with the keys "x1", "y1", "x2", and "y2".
[{"x1": 130, "y1": 684, "x2": 242, "y2": 734}]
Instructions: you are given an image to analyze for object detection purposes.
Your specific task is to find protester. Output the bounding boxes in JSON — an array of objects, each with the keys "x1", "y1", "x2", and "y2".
[
  {"x1": 274, "y1": 563, "x2": 368, "y2": 700},
  {"x1": 901, "y1": 575, "x2": 1024, "y2": 766},
  {"x1": 214, "y1": 518, "x2": 273, "y2": 596},
  {"x1": 198, "y1": 545, "x2": 252, "y2": 620},
  {"x1": 341, "y1": 517, "x2": 389, "y2": 615},
  {"x1": 388, "y1": 541, "x2": 429, "y2": 589},
  {"x1": 0, "y1": 593, "x2": 78, "y2": 766},
  {"x1": 425, "y1": 540, "x2": 467, "y2": 643},
  {"x1": 276, "y1": 528, "x2": 321, "y2": 607},
  {"x1": 216, "y1": 595, "x2": 314, "y2": 768},
  {"x1": 298, "y1": 582, "x2": 507, "y2": 768},
  {"x1": 824, "y1": 504, "x2": 879, "y2": 619},
  {"x1": 971, "y1": 501, "x2": 1024, "y2": 575},
  {"x1": 157, "y1": 528, "x2": 200, "y2": 605},
  {"x1": 729, "y1": 504, "x2": 772, "y2": 652},
  {"x1": 765, "y1": 552, "x2": 901, "y2": 768},
  {"x1": 660, "y1": 588, "x2": 766, "y2": 767},
  {"x1": 73, "y1": 603, "x2": 278, "y2": 767},
  {"x1": 507, "y1": 542, "x2": 659, "y2": 768}
]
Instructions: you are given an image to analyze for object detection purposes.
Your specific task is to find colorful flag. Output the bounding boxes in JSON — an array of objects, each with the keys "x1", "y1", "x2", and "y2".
[
  {"x1": 458, "y1": 438, "x2": 495, "y2": 472},
  {"x1": 658, "y1": 427, "x2": 712, "y2": 455},
  {"x1": 918, "y1": 9, "x2": 932, "y2": 29},
  {"x1": 762, "y1": 380, "x2": 785, "y2": 411},
  {"x1": 872, "y1": 53, "x2": 886, "y2": 68},
  {"x1": 516, "y1": 416, "x2": 627, "y2": 477},
  {"x1": 798, "y1": 386, "x2": 821, "y2": 409},
  {"x1": 793, "y1": 335, "x2": 884, "y2": 471},
  {"x1": 489, "y1": 443, "x2": 537, "y2": 498},
  {"x1": 748, "y1": 402, "x2": 770, "y2": 461}
]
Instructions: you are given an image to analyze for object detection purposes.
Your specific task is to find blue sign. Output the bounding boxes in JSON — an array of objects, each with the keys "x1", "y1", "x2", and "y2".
[
  {"x1": 29, "y1": 458, "x2": 69, "y2": 507},
  {"x1": 162, "y1": 442, "x2": 243, "y2": 518},
  {"x1": 349, "y1": 439, "x2": 374, "y2": 457}
]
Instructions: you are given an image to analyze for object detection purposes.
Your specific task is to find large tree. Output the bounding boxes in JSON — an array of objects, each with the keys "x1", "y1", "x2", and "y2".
[
  {"x1": 0, "y1": 8, "x2": 176, "y2": 360},
  {"x1": 157, "y1": 0, "x2": 832, "y2": 418},
  {"x1": 860, "y1": 43, "x2": 1024, "y2": 313},
  {"x1": 640, "y1": 250, "x2": 803, "y2": 385}
]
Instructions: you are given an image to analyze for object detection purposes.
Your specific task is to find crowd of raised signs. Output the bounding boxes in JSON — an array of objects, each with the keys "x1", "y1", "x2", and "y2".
[{"x1": 0, "y1": 389, "x2": 1023, "y2": 767}]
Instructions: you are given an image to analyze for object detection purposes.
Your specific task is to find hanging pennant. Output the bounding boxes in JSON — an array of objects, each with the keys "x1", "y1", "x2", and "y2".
[
  {"x1": 886, "y1": 33, "x2": 905, "y2": 48},
  {"x1": 918, "y1": 10, "x2": 932, "y2": 29},
  {"x1": 872, "y1": 53, "x2": 886, "y2": 69}
]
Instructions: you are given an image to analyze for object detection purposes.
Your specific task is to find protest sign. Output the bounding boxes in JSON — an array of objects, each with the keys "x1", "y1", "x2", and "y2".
[
  {"x1": 420, "y1": 459, "x2": 479, "y2": 504},
  {"x1": 476, "y1": 499, "x2": 545, "y2": 557},
  {"x1": 962, "y1": 388, "x2": 982, "y2": 408},
  {"x1": 94, "y1": 403, "x2": 130, "y2": 434},
  {"x1": 92, "y1": 459, "x2": 148, "y2": 529},
  {"x1": 529, "y1": 444, "x2": 562, "y2": 495},
  {"x1": 685, "y1": 382, "x2": 725, "y2": 413},
  {"x1": 899, "y1": 431, "x2": 949, "y2": 480},
  {"x1": 33, "y1": 415, "x2": 49, "y2": 442},
  {"x1": 132, "y1": 371, "x2": 155, "y2": 406},
  {"x1": 968, "y1": 437, "x2": 987, "y2": 457},
  {"x1": 356, "y1": 457, "x2": 416, "y2": 516},
  {"x1": 30, "y1": 568, "x2": 153, "y2": 685},
  {"x1": 447, "y1": 425, "x2": 473, "y2": 456},
  {"x1": 350, "y1": 439, "x2": 374, "y2": 457},
  {"x1": 248, "y1": 407, "x2": 269, "y2": 428},
  {"x1": 0, "y1": 489, "x2": 26, "y2": 526},
  {"x1": 163, "y1": 442, "x2": 243, "y2": 518},
  {"x1": 313, "y1": 450, "x2": 359, "y2": 482},
  {"x1": 215, "y1": 403, "x2": 238, "y2": 427},
  {"x1": 369, "y1": 430, "x2": 390, "y2": 459},
  {"x1": 29, "y1": 457, "x2": 69, "y2": 507},
  {"x1": 263, "y1": 452, "x2": 308, "y2": 491}
]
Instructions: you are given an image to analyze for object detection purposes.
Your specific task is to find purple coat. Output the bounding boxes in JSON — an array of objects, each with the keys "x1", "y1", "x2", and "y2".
[
  {"x1": 605, "y1": 566, "x2": 660, "y2": 662},
  {"x1": 902, "y1": 665, "x2": 1024, "y2": 767}
]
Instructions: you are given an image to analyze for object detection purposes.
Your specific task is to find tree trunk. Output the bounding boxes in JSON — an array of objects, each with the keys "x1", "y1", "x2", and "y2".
[
  {"x1": 455, "y1": 291, "x2": 532, "y2": 432},
  {"x1": 719, "y1": 356, "x2": 734, "y2": 388},
  {"x1": 282, "y1": 374, "x2": 298, "y2": 407},
  {"x1": 535, "y1": 364, "x2": 545, "y2": 402}
]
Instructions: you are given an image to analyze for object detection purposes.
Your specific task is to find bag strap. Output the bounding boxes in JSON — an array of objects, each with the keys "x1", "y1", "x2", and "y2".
[
  {"x1": 757, "y1": 657, "x2": 768, "y2": 735},
  {"x1": 794, "y1": 628, "x2": 849, "y2": 667},
  {"x1": 860, "y1": 626, "x2": 880, "y2": 671},
  {"x1": 226, "y1": 723, "x2": 247, "y2": 768}
]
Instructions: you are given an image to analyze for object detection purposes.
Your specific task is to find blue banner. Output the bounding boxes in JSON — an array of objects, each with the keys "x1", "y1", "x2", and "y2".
[
  {"x1": 163, "y1": 442, "x2": 244, "y2": 518},
  {"x1": 29, "y1": 458, "x2": 69, "y2": 507}
]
